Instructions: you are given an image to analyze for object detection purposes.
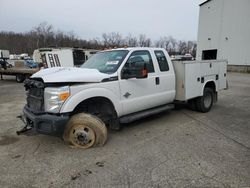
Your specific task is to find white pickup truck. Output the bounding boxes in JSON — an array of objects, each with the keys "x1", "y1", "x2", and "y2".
[{"x1": 19, "y1": 47, "x2": 227, "y2": 148}]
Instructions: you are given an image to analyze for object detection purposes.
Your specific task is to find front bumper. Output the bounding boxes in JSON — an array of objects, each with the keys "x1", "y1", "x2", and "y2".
[{"x1": 21, "y1": 105, "x2": 69, "y2": 136}]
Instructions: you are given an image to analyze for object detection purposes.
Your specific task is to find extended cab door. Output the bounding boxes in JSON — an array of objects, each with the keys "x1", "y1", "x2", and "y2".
[
  {"x1": 118, "y1": 50, "x2": 174, "y2": 116},
  {"x1": 152, "y1": 50, "x2": 176, "y2": 105}
]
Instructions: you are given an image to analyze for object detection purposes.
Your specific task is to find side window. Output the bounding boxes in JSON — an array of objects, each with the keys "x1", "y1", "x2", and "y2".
[
  {"x1": 124, "y1": 50, "x2": 155, "y2": 73},
  {"x1": 154, "y1": 50, "x2": 169, "y2": 72}
]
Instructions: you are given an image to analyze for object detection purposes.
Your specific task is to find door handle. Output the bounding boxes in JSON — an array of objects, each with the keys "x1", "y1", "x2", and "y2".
[{"x1": 155, "y1": 77, "x2": 160, "y2": 85}]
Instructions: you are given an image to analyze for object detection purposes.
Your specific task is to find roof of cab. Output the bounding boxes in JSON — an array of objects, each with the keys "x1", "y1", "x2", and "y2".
[
  {"x1": 199, "y1": 0, "x2": 212, "y2": 6},
  {"x1": 103, "y1": 47, "x2": 166, "y2": 52}
]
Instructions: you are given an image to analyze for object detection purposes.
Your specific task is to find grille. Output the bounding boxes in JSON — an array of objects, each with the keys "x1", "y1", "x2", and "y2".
[{"x1": 25, "y1": 80, "x2": 44, "y2": 112}]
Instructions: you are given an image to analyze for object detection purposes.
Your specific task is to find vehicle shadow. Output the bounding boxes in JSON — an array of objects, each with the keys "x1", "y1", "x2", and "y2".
[
  {"x1": 120, "y1": 110, "x2": 172, "y2": 129},
  {"x1": 118, "y1": 103, "x2": 192, "y2": 131}
]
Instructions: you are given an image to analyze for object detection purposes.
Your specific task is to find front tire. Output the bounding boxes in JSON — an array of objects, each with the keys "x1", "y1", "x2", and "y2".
[
  {"x1": 196, "y1": 88, "x2": 214, "y2": 113},
  {"x1": 63, "y1": 113, "x2": 108, "y2": 149}
]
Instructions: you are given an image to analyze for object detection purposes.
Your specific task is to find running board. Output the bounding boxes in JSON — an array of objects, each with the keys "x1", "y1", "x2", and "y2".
[{"x1": 119, "y1": 104, "x2": 174, "y2": 124}]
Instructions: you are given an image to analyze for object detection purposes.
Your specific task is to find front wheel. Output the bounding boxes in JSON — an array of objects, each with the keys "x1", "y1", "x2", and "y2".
[
  {"x1": 63, "y1": 113, "x2": 108, "y2": 149},
  {"x1": 196, "y1": 88, "x2": 214, "y2": 113}
]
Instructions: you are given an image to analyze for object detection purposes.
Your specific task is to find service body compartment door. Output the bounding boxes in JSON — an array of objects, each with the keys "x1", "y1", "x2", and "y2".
[
  {"x1": 219, "y1": 61, "x2": 228, "y2": 90},
  {"x1": 184, "y1": 63, "x2": 202, "y2": 100},
  {"x1": 173, "y1": 60, "x2": 228, "y2": 101}
]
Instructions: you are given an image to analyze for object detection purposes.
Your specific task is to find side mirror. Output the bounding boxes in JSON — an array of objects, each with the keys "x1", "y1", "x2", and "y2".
[{"x1": 121, "y1": 67, "x2": 135, "y2": 79}]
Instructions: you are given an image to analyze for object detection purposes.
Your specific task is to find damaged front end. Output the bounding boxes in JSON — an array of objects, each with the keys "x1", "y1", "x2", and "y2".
[
  {"x1": 17, "y1": 78, "x2": 45, "y2": 135},
  {"x1": 17, "y1": 79, "x2": 69, "y2": 136}
]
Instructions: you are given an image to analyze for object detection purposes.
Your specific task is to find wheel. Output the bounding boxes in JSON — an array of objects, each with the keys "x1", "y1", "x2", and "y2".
[
  {"x1": 16, "y1": 74, "x2": 26, "y2": 83},
  {"x1": 63, "y1": 113, "x2": 108, "y2": 149},
  {"x1": 7, "y1": 64, "x2": 13, "y2": 68},
  {"x1": 196, "y1": 88, "x2": 214, "y2": 113}
]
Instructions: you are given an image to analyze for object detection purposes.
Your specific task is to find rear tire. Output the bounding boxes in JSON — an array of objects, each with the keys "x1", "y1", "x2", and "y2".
[
  {"x1": 63, "y1": 113, "x2": 107, "y2": 149},
  {"x1": 196, "y1": 88, "x2": 214, "y2": 113},
  {"x1": 16, "y1": 74, "x2": 25, "y2": 83}
]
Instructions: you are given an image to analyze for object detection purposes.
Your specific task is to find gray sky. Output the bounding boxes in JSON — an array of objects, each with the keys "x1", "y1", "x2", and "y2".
[{"x1": 0, "y1": 0, "x2": 205, "y2": 41}]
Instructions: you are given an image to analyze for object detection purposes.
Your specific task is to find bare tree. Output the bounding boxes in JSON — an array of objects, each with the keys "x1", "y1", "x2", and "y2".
[
  {"x1": 102, "y1": 32, "x2": 124, "y2": 47},
  {"x1": 0, "y1": 22, "x2": 197, "y2": 57},
  {"x1": 187, "y1": 41, "x2": 197, "y2": 57},
  {"x1": 155, "y1": 36, "x2": 170, "y2": 49},
  {"x1": 177, "y1": 41, "x2": 187, "y2": 55},
  {"x1": 125, "y1": 34, "x2": 138, "y2": 47},
  {"x1": 138, "y1": 34, "x2": 151, "y2": 47},
  {"x1": 32, "y1": 22, "x2": 54, "y2": 48}
]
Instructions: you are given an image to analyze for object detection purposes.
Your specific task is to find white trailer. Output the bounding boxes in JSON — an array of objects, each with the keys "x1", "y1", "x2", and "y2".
[
  {"x1": 33, "y1": 48, "x2": 53, "y2": 64},
  {"x1": 33, "y1": 48, "x2": 98, "y2": 68},
  {"x1": 0, "y1": 50, "x2": 10, "y2": 59}
]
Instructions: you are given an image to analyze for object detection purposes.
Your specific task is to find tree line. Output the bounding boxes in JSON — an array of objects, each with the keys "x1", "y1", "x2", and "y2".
[{"x1": 0, "y1": 22, "x2": 197, "y2": 57}]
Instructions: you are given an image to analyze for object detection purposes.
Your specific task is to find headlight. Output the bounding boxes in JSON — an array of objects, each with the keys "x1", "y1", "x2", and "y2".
[{"x1": 44, "y1": 86, "x2": 70, "y2": 113}]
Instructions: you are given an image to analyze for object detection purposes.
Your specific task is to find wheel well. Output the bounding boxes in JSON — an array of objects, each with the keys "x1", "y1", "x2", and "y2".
[
  {"x1": 204, "y1": 81, "x2": 216, "y2": 92},
  {"x1": 73, "y1": 97, "x2": 117, "y2": 125}
]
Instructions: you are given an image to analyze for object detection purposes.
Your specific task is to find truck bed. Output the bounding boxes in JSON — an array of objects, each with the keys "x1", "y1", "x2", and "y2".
[
  {"x1": 172, "y1": 60, "x2": 228, "y2": 101},
  {"x1": 0, "y1": 67, "x2": 39, "y2": 75}
]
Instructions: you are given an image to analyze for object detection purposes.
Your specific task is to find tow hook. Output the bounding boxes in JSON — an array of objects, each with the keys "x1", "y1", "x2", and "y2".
[{"x1": 16, "y1": 115, "x2": 32, "y2": 135}]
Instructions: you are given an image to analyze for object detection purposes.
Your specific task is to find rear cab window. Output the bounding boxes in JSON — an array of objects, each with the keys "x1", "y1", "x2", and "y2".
[{"x1": 154, "y1": 50, "x2": 169, "y2": 72}]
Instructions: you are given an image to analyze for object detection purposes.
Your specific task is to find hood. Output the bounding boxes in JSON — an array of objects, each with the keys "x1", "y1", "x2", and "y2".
[{"x1": 31, "y1": 67, "x2": 110, "y2": 83}]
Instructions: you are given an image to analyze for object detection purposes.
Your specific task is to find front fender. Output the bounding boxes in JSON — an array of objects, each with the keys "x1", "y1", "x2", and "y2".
[{"x1": 60, "y1": 87, "x2": 122, "y2": 116}]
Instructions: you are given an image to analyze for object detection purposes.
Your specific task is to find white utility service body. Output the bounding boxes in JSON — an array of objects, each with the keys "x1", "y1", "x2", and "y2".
[
  {"x1": 20, "y1": 47, "x2": 227, "y2": 145},
  {"x1": 173, "y1": 60, "x2": 227, "y2": 101}
]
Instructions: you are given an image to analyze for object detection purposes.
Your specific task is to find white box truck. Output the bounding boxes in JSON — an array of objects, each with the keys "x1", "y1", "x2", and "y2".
[{"x1": 18, "y1": 47, "x2": 228, "y2": 149}]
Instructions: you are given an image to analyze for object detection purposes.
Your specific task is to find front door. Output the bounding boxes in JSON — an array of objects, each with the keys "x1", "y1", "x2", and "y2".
[{"x1": 119, "y1": 50, "x2": 163, "y2": 116}]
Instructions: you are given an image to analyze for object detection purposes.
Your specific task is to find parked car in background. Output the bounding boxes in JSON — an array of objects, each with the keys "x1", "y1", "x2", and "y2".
[
  {"x1": 0, "y1": 59, "x2": 12, "y2": 69},
  {"x1": 172, "y1": 54, "x2": 194, "y2": 61},
  {"x1": 24, "y1": 59, "x2": 38, "y2": 68}
]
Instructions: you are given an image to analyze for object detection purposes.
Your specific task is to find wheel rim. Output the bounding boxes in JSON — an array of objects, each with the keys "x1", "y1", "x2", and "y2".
[
  {"x1": 204, "y1": 93, "x2": 212, "y2": 108},
  {"x1": 69, "y1": 124, "x2": 96, "y2": 148},
  {"x1": 17, "y1": 76, "x2": 21, "y2": 82}
]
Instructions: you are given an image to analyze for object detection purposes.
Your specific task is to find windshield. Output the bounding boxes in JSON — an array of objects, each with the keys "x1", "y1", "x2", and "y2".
[{"x1": 81, "y1": 50, "x2": 129, "y2": 74}]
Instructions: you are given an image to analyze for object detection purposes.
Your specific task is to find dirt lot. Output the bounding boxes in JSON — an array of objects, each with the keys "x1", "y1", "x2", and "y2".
[{"x1": 0, "y1": 73, "x2": 249, "y2": 188}]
